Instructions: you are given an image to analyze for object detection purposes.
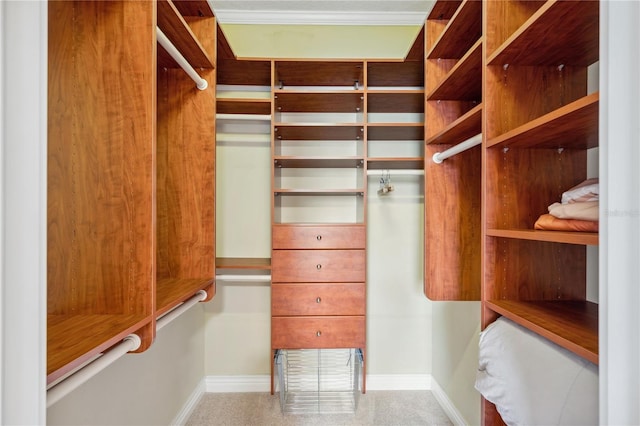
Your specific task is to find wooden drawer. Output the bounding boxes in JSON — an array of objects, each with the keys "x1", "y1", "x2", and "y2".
[
  {"x1": 271, "y1": 316, "x2": 365, "y2": 349},
  {"x1": 271, "y1": 283, "x2": 365, "y2": 316},
  {"x1": 273, "y1": 225, "x2": 365, "y2": 249},
  {"x1": 272, "y1": 250, "x2": 365, "y2": 283}
]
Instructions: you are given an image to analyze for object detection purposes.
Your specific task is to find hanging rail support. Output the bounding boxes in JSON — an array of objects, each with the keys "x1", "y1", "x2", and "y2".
[
  {"x1": 432, "y1": 133, "x2": 482, "y2": 164},
  {"x1": 157, "y1": 290, "x2": 208, "y2": 331},
  {"x1": 46, "y1": 334, "x2": 142, "y2": 407},
  {"x1": 156, "y1": 27, "x2": 208, "y2": 90}
]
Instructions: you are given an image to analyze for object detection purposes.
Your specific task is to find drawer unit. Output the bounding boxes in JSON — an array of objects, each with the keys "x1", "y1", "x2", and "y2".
[
  {"x1": 271, "y1": 316, "x2": 366, "y2": 349},
  {"x1": 271, "y1": 283, "x2": 365, "y2": 316},
  {"x1": 273, "y1": 224, "x2": 365, "y2": 249},
  {"x1": 272, "y1": 249, "x2": 365, "y2": 283}
]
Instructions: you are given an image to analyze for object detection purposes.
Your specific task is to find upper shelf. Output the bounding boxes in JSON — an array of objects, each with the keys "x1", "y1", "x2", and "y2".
[
  {"x1": 486, "y1": 300, "x2": 598, "y2": 365},
  {"x1": 426, "y1": 104, "x2": 482, "y2": 145},
  {"x1": 275, "y1": 124, "x2": 364, "y2": 140},
  {"x1": 157, "y1": 0, "x2": 214, "y2": 69},
  {"x1": 275, "y1": 61, "x2": 364, "y2": 88},
  {"x1": 368, "y1": 91, "x2": 425, "y2": 113},
  {"x1": 274, "y1": 157, "x2": 364, "y2": 168},
  {"x1": 428, "y1": 38, "x2": 482, "y2": 101},
  {"x1": 427, "y1": 0, "x2": 482, "y2": 59},
  {"x1": 367, "y1": 124, "x2": 424, "y2": 141},
  {"x1": 487, "y1": 93, "x2": 599, "y2": 149},
  {"x1": 487, "y1": 0, "x2": 599, "y2": 66},
  {"x1": 275, "y1": 92, "x2": 364, "y2": 113}
]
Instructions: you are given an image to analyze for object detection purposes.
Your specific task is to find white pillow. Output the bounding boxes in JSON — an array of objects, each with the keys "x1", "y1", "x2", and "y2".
[{"x1": 475, "y1": 317, "x2": 598, "y2": 425}]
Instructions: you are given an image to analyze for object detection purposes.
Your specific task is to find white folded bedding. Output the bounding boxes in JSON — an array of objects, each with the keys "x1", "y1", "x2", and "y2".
[{"x1": 475, "y1": 317, "x2": 599, "y2": 425}]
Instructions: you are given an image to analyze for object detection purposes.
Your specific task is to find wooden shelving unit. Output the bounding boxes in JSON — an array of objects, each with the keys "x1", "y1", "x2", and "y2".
[
  {"x1": 47, "y1": 0, "x2": 216, "y2": 384},
  {"x1": 156, "y1": 0, "x2": 216, "y2": 317},
  {"x1": 481, "y1": 0, "x2": 600, "y2": 423},
  {"x1": 216, "y1": 257, "x2": 272, "y2": 270},
  {"x1": 424, "y1": 1, "x2": 482, "y2": 301}
]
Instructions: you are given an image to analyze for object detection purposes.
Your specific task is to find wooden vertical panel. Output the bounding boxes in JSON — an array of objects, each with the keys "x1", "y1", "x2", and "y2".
[
  {"x1": 184, "y1": 16, "x2": 216, "y2": 63},
  {"x1": 156, "y1": 68, "x2": 216, "y2": 280},
  {"x1": 486, "y1": 238, "x2": 586, "y2": 301},
  {"x1": 485, "y1": 0, "x2": 546, "y2": 55},
  {"x1": 484, "y1": 147, "x2": 586, "y2": 230},
  {"x1": 425, "y1": 144, "x2": 481, "y2": 300},
  {"x1": 484, "y1": 65, "x2": 587, "y2": 139},
  {"x1": 48, "y1": 0, "x2": 155, "y2": 316}
]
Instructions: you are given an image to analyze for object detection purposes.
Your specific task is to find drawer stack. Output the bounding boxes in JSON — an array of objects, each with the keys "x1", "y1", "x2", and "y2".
[{"x1": 271, "y1": 224, "x2": 366, "y2": 389}]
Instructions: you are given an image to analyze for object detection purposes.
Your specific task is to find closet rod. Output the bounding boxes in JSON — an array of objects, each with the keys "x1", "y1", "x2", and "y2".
[
  {"x1": 432, "y1": 133, "x2": 482, "y2": 164},
  {"x1": 156, "y1": 27, "x2": 208, "y2": 90},
  {"x1": 157, "y1": 290, "x2": 208, "y2": 331},
  {"x1": 216, "y1": 274, "x2": 272, "y2": 282},
  {"x1": 366, "y1": 169, "x2": 424, "y2": 176},
  {"x1": 47, "y1": 290, "x2": 208, "y2": 407},
  {"x1": 46, "y1": 334, "x2": 142, "y2": 407}
]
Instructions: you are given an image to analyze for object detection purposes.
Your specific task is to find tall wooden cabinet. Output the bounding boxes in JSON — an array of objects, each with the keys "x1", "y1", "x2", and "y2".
[
  {"x1": 425, "y1": 0, "x2": 599, "y2": 424},
  {"x1": 424, "y1": 0, "x2": 483, "y2": 301},
  {"x1": 47, "y1": 0, "x2": 216, "y2": 384}
]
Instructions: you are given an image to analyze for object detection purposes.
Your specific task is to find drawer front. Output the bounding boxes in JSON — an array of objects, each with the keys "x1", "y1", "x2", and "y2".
[
  {"x1": 271, "y1": 283, "x2": 365, "y2": 316},
  {"x1": 273, "y1": 225, "x2": 365, "y2": 249},
  {"x1": 271, "y1": 316, "x2": 365, "y2": 349},
  {"x1": 272, "y1": 250, "x2": 365, "y2": 283}
]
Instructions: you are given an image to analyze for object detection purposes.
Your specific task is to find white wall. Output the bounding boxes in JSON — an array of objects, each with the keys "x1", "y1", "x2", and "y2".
[
  {"x1": 1, "y1": 1, "x2": 48, "y2": 424},
  {"x1": 599, "y1": 1, "x2": 640, "y2": 423},
  {"x1": 210, "y1": 139, "x2": 434, "y2": 381}
]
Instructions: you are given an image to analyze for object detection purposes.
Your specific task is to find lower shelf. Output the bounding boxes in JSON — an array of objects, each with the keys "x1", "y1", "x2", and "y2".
[
  {"x1": 485, "y1": 299, "x2": 598, "y2": 364},
  {"x1": 274, "y1": 348, "x2": 363, "y2": 414}
]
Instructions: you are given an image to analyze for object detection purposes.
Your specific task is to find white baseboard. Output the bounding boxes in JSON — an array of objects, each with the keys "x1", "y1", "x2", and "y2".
[
  {"x1": 171, "y1": 378, "x2": 206, "y2": 426},
  {"x1": 206, "y1": 375, "x2": 272, "y2": 393},
  {"x1": 430, "y1": 377, "x2": 469, "y2": 426},
  {"x1": 365, "y1": 373, "x2": 431, "y2": 390},
  {"x1": 200, "y1": 374, "x2": 466, "y2": 426}
]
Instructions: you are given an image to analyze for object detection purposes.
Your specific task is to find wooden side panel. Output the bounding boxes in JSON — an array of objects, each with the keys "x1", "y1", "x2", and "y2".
[
  {"x1": 424, "y1": 144, "x2": 481, "y2": 300},
  {"x1": 48, "y1": 0, "x2": 155, "y2": 316},
  {"x1": 156, "y1": 67, "x2": 216, "y2": 281}
]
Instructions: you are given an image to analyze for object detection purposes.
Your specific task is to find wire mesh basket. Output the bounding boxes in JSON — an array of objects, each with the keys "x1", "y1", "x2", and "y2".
[{"x1": 274, "y1": 348, "x2": 363, "y2": 414}]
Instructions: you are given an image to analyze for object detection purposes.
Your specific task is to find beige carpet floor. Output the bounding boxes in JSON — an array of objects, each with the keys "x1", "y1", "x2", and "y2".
[{"x1": 186, "y1": 391, "x2": 453, "y2": 426}]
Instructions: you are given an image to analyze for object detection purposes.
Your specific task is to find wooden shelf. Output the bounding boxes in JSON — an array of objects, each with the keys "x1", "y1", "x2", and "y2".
[
  {"x1": 170, "y1": 0, "x2": 214, "y2": 17},
  {"x1": 428, "y1": 38, "x2": 482, "y2": 101},
  {"x1": 427, "y1": 0, "x2": 482, "y2": 59},
  {"x1": 367, "y1": 158, "x2": 424, "y2": 170},
  {"x1": 487, "y1": 93, "x2": 599, "y2": 149},
  {"x1": 274, "y1": 156, "x2": 364, "y2": 168},
  {"x1": 156, "y1": 278, "x2": 214, "y2": 317},
  {"x1": 275, "y1": 124, "x2": 364, "y2": 140},
  {"x1": 275, "y1": 62, "x2": 364, "y2": 88},
  {"x1": 216, "y1": 257, "x2": 271, "y2": 270},
  {"x1": 217, "y1": 98, "x2": 271, "y2": 115},
  {"x1": 367, "y1": 123, "x2": 424, "y2": 141},
  {"x1": 275, "y1": 91, "x2": 364, "y2": 113},
  {"x1": 487, "y1": 228, "x2": 599, "y2": 246},
  {"x1": 485, "y1": 300, "x2": 598, "y2": 364},
  {"x1": 157, "y1": 0, "x2": 214, "y2": 69},
  {"x1": 47, "y1": 314, "x2": 150, "y2": 383},
  {"x1": 426, "y1": 103, "x2": 482, "y2": 145},
  {"x1": 367, "y1": 91, "x2": 425, "y2": 113},
  {"x1": 428, "y1": 0, "x2": 463, "y2": 20},
  {"x1": 487, "y1": 0, "x2": 599, "y2": 66},
  {"x1": 367, "y1": 62, "x2": 424, "y2": 88}
]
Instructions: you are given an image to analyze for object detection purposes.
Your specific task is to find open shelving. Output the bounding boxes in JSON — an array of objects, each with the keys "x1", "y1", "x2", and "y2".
[
  {"x1": 424, "y1": 0, "x2": 482, "y2": 301},
  {"x1": 481, "y1": 0, "x2": 600, "y2": 422}
]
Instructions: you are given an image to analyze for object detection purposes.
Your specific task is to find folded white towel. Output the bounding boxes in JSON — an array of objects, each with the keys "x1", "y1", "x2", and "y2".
[
  {"x1": 561, "y1": 178, "x2": 599, "y2": 204},
  {"x1": 548, "y1": 201, "x2": 599, "y2": 221}
]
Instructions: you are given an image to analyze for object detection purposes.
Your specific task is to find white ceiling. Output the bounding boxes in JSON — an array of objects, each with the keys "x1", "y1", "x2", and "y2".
[{"x1": 208, "y1": 0, "x2": 435, "y2": 25}]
